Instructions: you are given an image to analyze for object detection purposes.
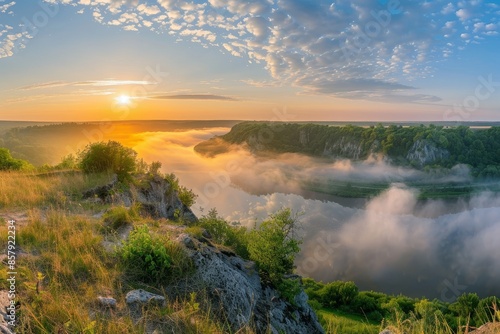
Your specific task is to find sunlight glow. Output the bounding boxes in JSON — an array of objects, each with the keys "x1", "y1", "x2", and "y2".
[{"x1": 115, "y1": 94, "x2": 132, "y2": 105}]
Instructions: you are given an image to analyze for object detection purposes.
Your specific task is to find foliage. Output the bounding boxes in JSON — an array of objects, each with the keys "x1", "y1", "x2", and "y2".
[
  {"x1": 119, "y1": 225, "x2": 171, "y2": 283},
  {"x1": 196, "y1": 208, "x2": 249, "y2": 258},
  {"x1": 162, "y1": 172, "x2": 197, "y2": 208},
  {"x1": 55, "y1": 154, "x2": 78, "y2": 169},
  {"x1": 202, "y1": 121, "x2": 500, "y2": 177},
  {"x1": 317, "y1": 281, "x2": 359, "y2": 309},
  {"x1": 248, "y1": 208, "x2": 302, "y2": 301},
  {"x1": 78, "y1": 141, "x2": 137, "y2": 181},
  {"x1": 178, "y1": 186, "x2": 197, "y2": 208},
  {"x1": 0, "y1": 147, "x2": 33, "y2": 171}
]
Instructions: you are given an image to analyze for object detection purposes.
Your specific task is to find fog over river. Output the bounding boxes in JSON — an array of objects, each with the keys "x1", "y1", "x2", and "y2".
[{"x1": 130, "y1": 127, "x2": 500, "y2": 300}]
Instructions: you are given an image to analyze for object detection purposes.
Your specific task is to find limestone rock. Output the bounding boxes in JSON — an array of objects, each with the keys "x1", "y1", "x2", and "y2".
[
  {"x1": 181, "y1": 241, "x2": 324, "y2": 334},
  {"x1": 97, "y1": 296, "x2": 117, "y2": 309},
  {"x1": 126, "y1": 289, "x2": 166, "y2": 323},
  {"x1": 406, "y1": 139, "x2": 449, "y2": 167},
  {"x1": 176, "y1": 233, "x2": 196, "y2": 249},
  {"x1": 82, "y1": 174, "x2": 118, "y2": 201}
]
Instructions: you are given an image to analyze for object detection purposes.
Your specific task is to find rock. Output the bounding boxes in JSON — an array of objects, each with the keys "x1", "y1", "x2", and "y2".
[
  {"x1": 82, "y1": 174, "x2": 198, "y2": 223},
  {"x1": 201, "y1": 229, "x2": 212, "y2": 239},
  {"x1": 126, "y1": 289, "x2": 166, "y2": 307},
  {"x1": 82, "y1": 174, "x2": 118, "y2": 201},
  {"x1": 379, "y1": 330, "x2": 395, "y2": 334},
  {"x1": 406, "y1": 139, "x2": 449, "y2": 167},
  {"x1": 323, "y1": 136, "x2": 363, "y2": 159},
  {"x1": 176, "y1": 233, "x2": 196, "y2": 249},
  {"x1": 469, "y1": 322, "x2": 500, "y2": 334},
  {"x1": 97, "y1": 296, "x2": 117, "y2": 309},
  {"x1": 180, "y1": 242, "x2": 324, "y2": 334},
  {"x1": 0, "y1": 324, "x2": 14, "y2": 334},
  {"x1": 124, "y1": 174, "x2": 198, "y2": 223},
  {"x1": 126, "y1": 289, "x2": 166, "y2": 323}
]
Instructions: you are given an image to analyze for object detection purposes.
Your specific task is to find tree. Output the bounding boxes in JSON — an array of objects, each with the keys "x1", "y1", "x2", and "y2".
[
  {"x1": 0, "y1": 148, "x2": 33, "y2": 171},
  {"x1": 451, "y1": 293, "x2": 480, "y2": 318},
  {"x1": 248, "y1": 208, "x2": 301, "y2": 283},
  {"x1": 317, "y1": 281, "x2": 359, "y2": 308},
  {"x1": 78, "y1": 141, "x2": 137, "y2": 180}
]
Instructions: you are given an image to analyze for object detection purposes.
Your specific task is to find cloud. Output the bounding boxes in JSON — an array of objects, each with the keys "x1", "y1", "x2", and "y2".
[
  {"x1": 3, "y1": 0, "x2": 499, "y2": 103},
  {"x1": 125, "y1": 128, "x2": 500, "y2": 298},
  {"x1": 149, "y1": 94, "x2": 238, "y2": 101},
  {"x1": 16, "y1": 80, "x2": 156, "y2": 90},
  {"x1": 298, "y1": 187, "x2": 500, "y2": 298}
]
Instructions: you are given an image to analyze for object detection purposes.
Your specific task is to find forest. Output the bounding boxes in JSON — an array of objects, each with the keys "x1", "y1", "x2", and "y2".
[{"x1": 195, "y1": 122, "x2": 500, "y2": 178}]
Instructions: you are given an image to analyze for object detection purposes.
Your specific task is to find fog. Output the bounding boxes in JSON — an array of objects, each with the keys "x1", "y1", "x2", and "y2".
[{"x1": 131, "y1": 128, "x2": 500, "y2": 299}]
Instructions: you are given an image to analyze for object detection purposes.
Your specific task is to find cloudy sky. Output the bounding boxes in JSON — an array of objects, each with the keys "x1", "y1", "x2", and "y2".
[{"x1": 0, "y1": 0, "x2": 499, "y2": 121}]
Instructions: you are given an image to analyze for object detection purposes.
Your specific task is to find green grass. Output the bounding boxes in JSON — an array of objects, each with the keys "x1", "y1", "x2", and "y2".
[{"x1": 318, "y1": 308, "x2": 380, "y2": 334}]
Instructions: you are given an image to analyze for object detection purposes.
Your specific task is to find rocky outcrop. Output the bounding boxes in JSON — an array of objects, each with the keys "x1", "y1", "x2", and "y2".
[
  {"x1": 177, "y1": 234, "x2": 324, "y2": 334},
  {"x1": 406, "y1": 139, "x2": 450, "y2": 167},
  {"x1": 83, "y1": 174, "x2": 198, "y2": 223},
  {"x1": 323, "y1": 137, "x2": 363, "y2": 159},
  {"x1": 82, "y1": 174, "x2": 118, "y2": 201},
  {"x1": 127, "y1": 174, "x2": 198, "y2": 223}
]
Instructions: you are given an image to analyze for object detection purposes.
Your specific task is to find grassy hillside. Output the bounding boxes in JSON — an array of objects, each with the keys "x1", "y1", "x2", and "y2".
[{"x1": 0, "y1": 171, "x2": 231, "y2": 333}]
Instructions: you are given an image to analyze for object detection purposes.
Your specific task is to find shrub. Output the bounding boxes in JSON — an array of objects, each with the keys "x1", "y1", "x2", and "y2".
[
  {"x1": 119, "y1": 225, "x2": 171, "y2": 283},
  {"x1": 317, "y1": 281, "x2": 359, "y2": 309},
  {"x1": 55, "y1": 154, "x2": 78, "y2": 169},
  {"x1": 0, "y1": 147, "x2": 33, "y2": 171},
  {"x1": 78, "y1": 141, "x2": 137, "y2": 181},
  {"x1": 197, "y1": 209, "x2": 249, "y2": 258},
  {"x1": 178, "y1": 186, "x2": 197, "y2": 208},
  {"x1": 248, "y1": 208, "x2": 302, "y2": 302},
  {"x1": 248, "y1": 208, "x2": 301, "y2": 282},
  {"x1": 163, "y1": 173, "x2": 197, "y2": 208}
]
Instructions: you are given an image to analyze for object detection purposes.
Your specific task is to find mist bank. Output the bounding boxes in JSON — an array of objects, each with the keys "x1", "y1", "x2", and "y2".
[
  {"x1": 2, "y1": 122, "x2": 498, "y2": 299},
  {"x1": 0, "y1": 120, "x2": 240, "y2": 166},
  {"x1": 195, "y1": 122, "x2": 500, "y2": 179},
  {"x1": 128, "y1": 129, "x2": 500, "y2": 299},
  {"x1": 296, "y1": 187, "x2": 500, "y2": 299}
]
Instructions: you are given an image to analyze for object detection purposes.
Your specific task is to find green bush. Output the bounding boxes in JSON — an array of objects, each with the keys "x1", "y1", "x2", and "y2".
[
  {"x1": 178, "y1": 186, "x2": 197, "y2": 208},
  {"x1": 119, "y1": 225, "x2": 171, "y2": 283},
  {"x1": 197, "y1": 209, "x2": 249, "y2": 258},
  {"x1": 0, "y1": 147, "x2": 33, "y2": 171},
  {"x1": 78, "y1": 141, "x2": 137, "y2": 181},
  {"x1": 317, "y1": 281, "x2": 359, "y2": 309},
  {"x1": 248, "y1": 208, "x2": 301, "y2": 282},
  {"x1": 163, "y1": 173, "x2": 197, "y2": 208},
  {"x1": 248, "y1": 208, "x2": 302, "y2": 301}
]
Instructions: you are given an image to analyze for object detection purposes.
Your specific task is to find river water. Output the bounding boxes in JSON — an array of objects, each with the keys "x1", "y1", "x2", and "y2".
[{"x1": 130, "y1": 127, "x2": 500, "y2": 300}]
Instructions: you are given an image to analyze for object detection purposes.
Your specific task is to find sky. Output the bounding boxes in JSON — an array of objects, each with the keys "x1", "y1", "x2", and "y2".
[{"x1": 0, "y1": 0, "x2": 499, "y2": 121}]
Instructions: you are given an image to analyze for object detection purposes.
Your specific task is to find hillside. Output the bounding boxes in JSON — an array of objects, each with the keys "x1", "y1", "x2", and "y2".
[
  {"x1": 0, "y1": 170, "x2": 323, "y2": 333},
  {"x1": 195, "y1": 122, "x2": 500, "y2": 178}
]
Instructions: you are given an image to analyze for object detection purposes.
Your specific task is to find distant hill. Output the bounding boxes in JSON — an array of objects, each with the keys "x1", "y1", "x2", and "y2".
[
  {"x1": 0, "y1": 120, "x2": 241, "y2": 166},
  {"x1": 195, "y1": 122, "x2": 500, "y2": 178}
]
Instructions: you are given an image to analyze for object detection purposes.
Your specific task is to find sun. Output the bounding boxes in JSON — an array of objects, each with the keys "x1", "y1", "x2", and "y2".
[{"x1": 115, "y1": 94, "x2": 132, "y2": 105}]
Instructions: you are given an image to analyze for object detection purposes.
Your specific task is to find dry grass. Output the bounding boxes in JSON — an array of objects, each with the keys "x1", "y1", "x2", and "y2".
[
  {"x1": 0, "y1": 170, "x2": 114, "y2": 209},
  {"x1": 0, "y1": 171, "x2": 252, "y2": 333}
]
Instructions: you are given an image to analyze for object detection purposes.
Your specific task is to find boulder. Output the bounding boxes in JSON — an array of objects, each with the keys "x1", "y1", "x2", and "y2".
[
  {"x1": 181, "y1": 241, "x2": 324, "y2": 334},
  {"x1": 97, "y1": 296, "x2": 117, "y2": 309},
  {"x1": 126, "y1": 289, "x2": 166, "y2": 323}
]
